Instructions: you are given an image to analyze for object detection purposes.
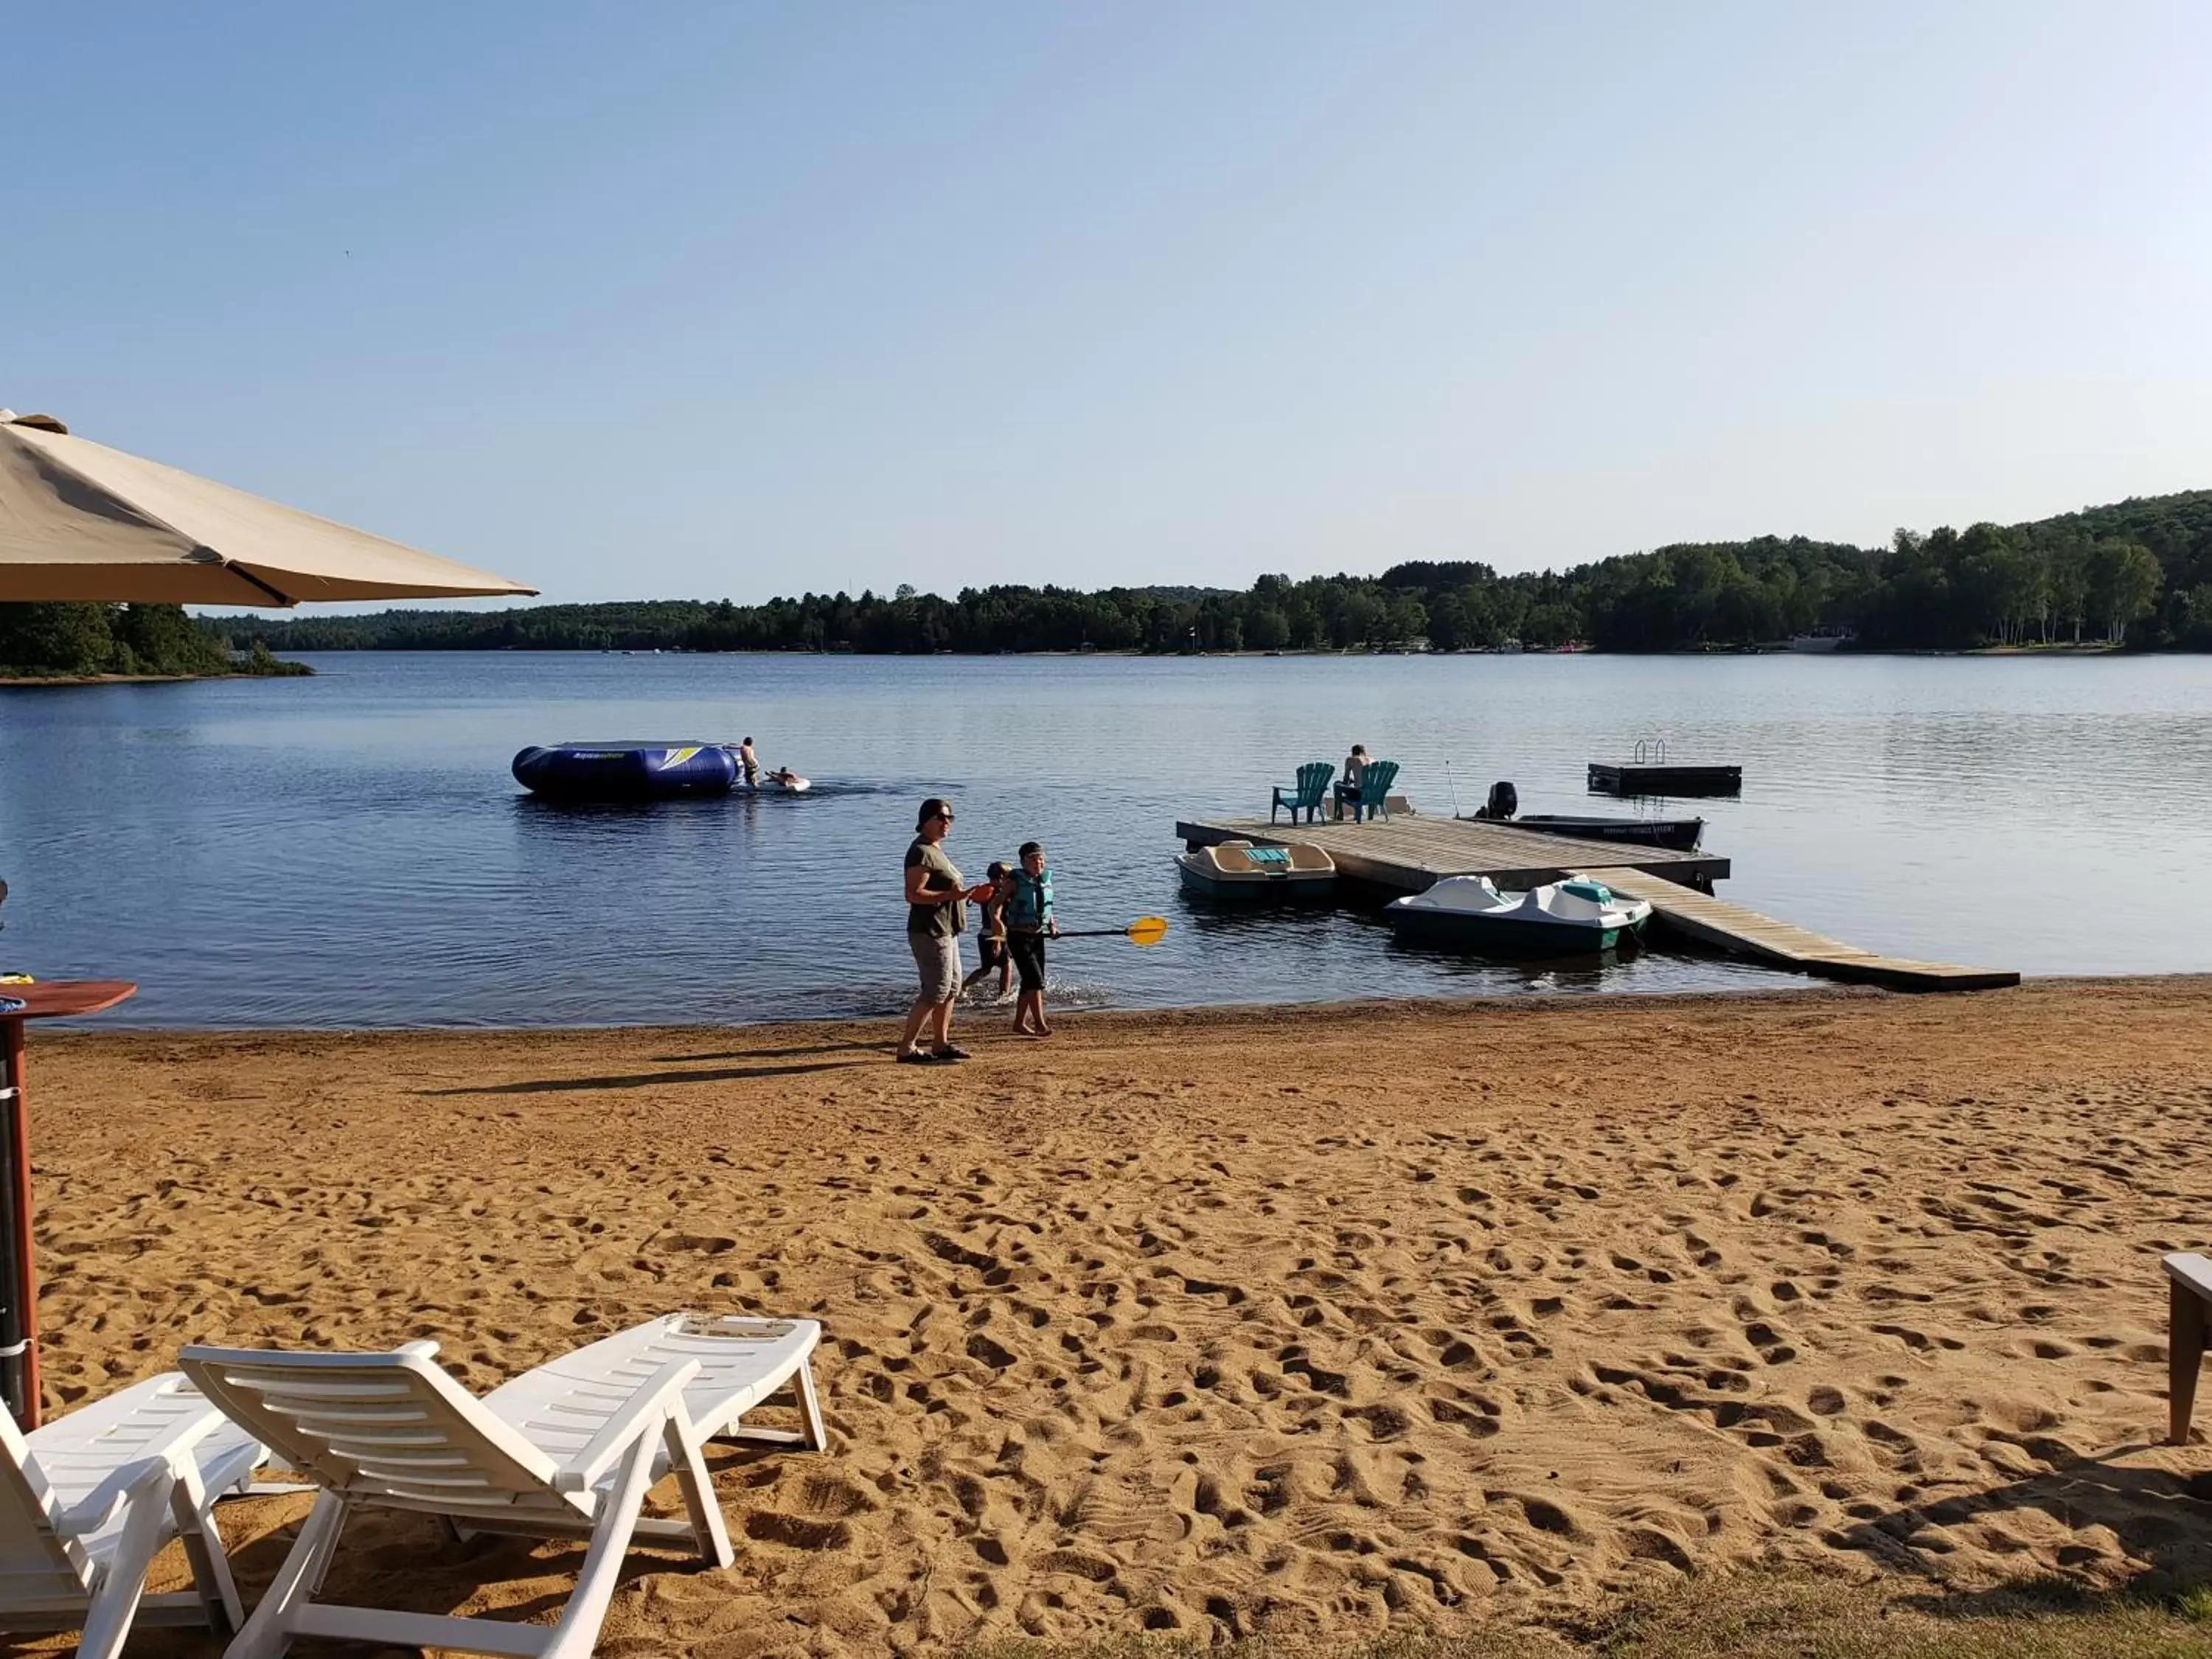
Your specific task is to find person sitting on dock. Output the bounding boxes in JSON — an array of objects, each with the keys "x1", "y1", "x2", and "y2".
[{"x1": 1333, "y1": 745, "x2": 1368, "y2": 819}]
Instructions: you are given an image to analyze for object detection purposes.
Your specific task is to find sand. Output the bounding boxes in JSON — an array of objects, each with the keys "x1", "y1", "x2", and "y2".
[{"x1": 21, "y1": 978, "x2": 2212, "y2": 1655}]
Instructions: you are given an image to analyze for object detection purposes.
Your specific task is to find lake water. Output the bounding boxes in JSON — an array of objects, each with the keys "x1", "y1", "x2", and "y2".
[{"x1": 1, "y1": 652, "x2": 2207, "y2": 1027}]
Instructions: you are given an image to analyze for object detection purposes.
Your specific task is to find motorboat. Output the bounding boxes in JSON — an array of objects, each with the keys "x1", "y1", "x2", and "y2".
[
  {"x1": 1385, "y1": 874, "x2": 1652, "y2": 954},
  {"x1": 1787, "y1": 628, "x2": 1855, "y2": 653},
  {"x1": 1177, "y1": 839, "x2": 1336, "y2": 900},
  {"x1": 1455, "y1": 779, "x2": 1703, "y2": 851},
  {"x1": 1507, "y1": 813, "x2": 1703, "y2": 852}
]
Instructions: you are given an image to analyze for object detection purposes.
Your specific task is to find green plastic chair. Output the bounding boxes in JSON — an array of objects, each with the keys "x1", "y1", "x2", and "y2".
[
  {"x1": 1271, "y1": 760, "x2": 1335, "y2": 824},
  {"x1": 1349, "y1": 759, "x2": 1400, "y2": 822}
]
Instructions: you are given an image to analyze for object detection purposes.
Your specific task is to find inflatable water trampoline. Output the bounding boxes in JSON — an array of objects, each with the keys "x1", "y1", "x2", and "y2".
[{"x1": 512, "y1": 743, "x2": 810, "y2": 801}]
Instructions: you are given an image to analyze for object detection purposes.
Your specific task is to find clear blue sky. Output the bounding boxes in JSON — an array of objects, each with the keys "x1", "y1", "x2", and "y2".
[{"x1": 11, "y1": 2, "x2": 2211, "y2": 606}]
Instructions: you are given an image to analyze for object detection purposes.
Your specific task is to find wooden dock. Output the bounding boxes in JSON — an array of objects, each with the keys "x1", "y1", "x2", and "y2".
[
  {"x1": 1175, "y1": 813, "x2": 1730, "y2": 893},
  {"x1": 1590, "y1": 869, "x2": 2020, "y2": 992},
  {"x1": 1175, "y1": 810, "x2": 2017, "y2": 993}
]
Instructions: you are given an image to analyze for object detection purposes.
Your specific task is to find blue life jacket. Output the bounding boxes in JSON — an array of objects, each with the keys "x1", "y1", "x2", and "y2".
[{"x1": 1006, "y1": 868, "x2": 1053, "y2": 928}]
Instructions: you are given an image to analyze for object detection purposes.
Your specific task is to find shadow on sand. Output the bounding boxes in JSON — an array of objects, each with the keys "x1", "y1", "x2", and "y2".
[
  {"x1": 417, "y1": 1058, "x2": 871, "y2": 1096},
  {"x1": 647, "y1": 1039, "x2": 885, "y2": 1062},
  {"x1": 1832, "y1": 1442, "x2": 2212, "y2": 1610}
]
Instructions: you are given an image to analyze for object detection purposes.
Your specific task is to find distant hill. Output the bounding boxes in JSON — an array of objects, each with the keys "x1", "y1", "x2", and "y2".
[{"x1": 147, "y1": 485, "x2": 2212, "y2": 658}]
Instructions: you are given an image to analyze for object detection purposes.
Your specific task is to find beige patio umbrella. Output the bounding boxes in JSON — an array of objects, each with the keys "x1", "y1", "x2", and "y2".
[
  {"x1": 0, "y1": 411, "x2": 535, "y2": 605},
  {"x1": 0, "y1": 406, "x2": 534, "y2": 1430}
]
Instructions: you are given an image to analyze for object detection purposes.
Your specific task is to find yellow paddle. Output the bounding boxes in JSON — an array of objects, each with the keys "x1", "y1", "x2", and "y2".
[{"x1": 1054, "y1": 917, "x2": 1170, "y2": 946}]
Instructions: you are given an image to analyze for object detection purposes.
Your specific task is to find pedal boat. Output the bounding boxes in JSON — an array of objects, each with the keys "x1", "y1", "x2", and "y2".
[
  {"x1": 1385, "y1": 874, "x2": 1652, "y2": 953},
  {"x1": 1177, "y1": 839, "x2": 1337, "y2": 900}
]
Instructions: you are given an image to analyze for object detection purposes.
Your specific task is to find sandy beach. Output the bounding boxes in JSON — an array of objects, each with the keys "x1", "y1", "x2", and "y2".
[{"x1": 24, "y1": 978, "x2": 2212, "y2": 1655}]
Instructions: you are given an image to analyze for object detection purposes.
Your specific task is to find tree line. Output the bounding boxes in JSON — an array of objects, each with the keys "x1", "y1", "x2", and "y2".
[
  {"x1": 7, "y1": 487, "x2": 2211, "y2": 669},
  {"x1": 0, "y1": 602, "x2": 305, "y2": 678}
]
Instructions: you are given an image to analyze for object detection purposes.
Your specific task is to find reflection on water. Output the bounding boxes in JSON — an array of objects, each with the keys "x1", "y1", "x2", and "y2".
[
  {"x1": 1381, "y1": 925, "x2": 1647, "y2": 987},
  {"x1": 0, "y1": 651, "x2": 2206, "y2": 1026}
]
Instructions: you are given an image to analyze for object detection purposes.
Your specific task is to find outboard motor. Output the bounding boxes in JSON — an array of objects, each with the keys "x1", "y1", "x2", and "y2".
[{"x1": 1484, "y1": 781, "x2": 1519, "y2": 820}]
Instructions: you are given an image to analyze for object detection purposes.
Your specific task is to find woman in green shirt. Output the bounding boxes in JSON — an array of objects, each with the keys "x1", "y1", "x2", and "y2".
[{"x1": 897, "y1": 798, "x2": 997, "y2": 1065}]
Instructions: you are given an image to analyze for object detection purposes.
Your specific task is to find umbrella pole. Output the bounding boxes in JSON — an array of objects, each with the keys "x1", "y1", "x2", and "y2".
[{"x1": 0, "y1": 1018, "x2": 31, "y2": 1427}]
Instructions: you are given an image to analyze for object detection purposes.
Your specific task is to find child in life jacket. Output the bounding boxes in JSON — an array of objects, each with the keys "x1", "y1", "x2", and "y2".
[
  {"x1": 1005, "y1": 841, "x2": 1057, "y2": 1036},
  {"x1": 961, "y1": 862, "x2": 1014, "y2": 1002}
]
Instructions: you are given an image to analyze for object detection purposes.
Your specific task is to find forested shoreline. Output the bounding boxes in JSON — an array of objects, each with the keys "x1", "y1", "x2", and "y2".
[
  {"x1": 0, "y1": 602, "x2": 307, "y2": 680},
  {"x1": 7, "y1": 488, "x2": 2211, "y2": 672}
]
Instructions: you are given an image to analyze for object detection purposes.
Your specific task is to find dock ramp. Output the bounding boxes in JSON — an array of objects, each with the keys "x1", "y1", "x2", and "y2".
[{"x1": 1589, "y1": 869, "x2": 2019, "y2": 992}]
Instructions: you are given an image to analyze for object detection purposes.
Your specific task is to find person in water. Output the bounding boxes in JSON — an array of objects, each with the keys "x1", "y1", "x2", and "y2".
[
  {"x1": 1004, "y1": 841, "x2": 1057, "y2": 1037},
  {"x1": 737, "y1": 737, "x2": 760, "y2": 787},
  {"x1": 1334, "y1": 743, "x2": 1368, "y2": 818},
  {"x1": 898, "y1": 798, "x2": 998, "y2": 1065},
  {"x1": 961, "y1": 861, "x2": 1014, "y2": 1002}
]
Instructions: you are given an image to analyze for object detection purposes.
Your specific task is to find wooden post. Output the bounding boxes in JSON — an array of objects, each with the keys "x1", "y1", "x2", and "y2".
[
  {"x1": 0, "y1": 983, "x2": 136, "y2": 1431},
  {"x1": 2171, "y1": 1277, "x2": 2206, "y2": 1445},
  {"x1": 0, "y1": 1016, "x2": 32, "y2": 1427}
]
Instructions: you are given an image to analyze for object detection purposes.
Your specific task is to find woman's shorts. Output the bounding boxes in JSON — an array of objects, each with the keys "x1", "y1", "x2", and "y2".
[
  {"x1": 910, "y1": 933, "x2": 962, "y2": 1002},
  {"x1": 1008, "y1": 931, "x2": 1047, "y2": 994}
]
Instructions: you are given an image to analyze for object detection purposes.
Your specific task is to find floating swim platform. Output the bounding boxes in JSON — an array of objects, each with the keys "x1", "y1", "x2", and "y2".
[{"x1": 1587, "y1": 761, "x2": 1742, "y2": 797}]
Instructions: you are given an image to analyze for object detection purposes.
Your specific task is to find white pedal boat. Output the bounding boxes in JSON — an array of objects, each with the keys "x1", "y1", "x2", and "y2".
[
  {"x1": 1177, "y1": 839, "x2": 1337, "y2": 900},
  {"x1": 1385, "y1": 874, "x2": 1652, "y2": 953}
]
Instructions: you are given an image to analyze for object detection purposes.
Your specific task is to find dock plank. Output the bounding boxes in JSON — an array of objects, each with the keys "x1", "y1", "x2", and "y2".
[{"x1": 1589, "y1": 869, "x2": 2019, "y2": 993}]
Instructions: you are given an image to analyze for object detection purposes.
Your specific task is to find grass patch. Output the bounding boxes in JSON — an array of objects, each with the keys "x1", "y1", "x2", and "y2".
[
  {"x1": 963, "y1": 1567, "x2": 2212, "y2": 1659},
  {"x1": 1569, "y1": 1568, "x2": 2212, "y2": 1657},
  {"x1": 2173, "y1": 1584, "x2": 2212, "y2": 1625}
]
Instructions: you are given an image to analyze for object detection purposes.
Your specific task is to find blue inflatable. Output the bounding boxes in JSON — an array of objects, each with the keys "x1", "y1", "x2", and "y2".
[{"x1": 512, "y1": 742, "x2": 740, "y2": 801}]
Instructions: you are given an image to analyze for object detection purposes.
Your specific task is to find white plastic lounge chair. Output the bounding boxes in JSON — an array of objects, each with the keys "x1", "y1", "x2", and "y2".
[
  {"x1": 480, "y1": 1313, "x2": 826, "y2": 1461},
  {"x1": 0, "y1": 1371, "x2": 263, "y2": 1658},
  {"x1": 180, "y1": 1313, "x2": 824, "y2": 1659}
]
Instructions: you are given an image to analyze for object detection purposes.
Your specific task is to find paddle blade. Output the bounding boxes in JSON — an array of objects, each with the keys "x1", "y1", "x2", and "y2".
[{"x1": 1126, "y1": 916, "x2": 1169, "y2": 947}]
